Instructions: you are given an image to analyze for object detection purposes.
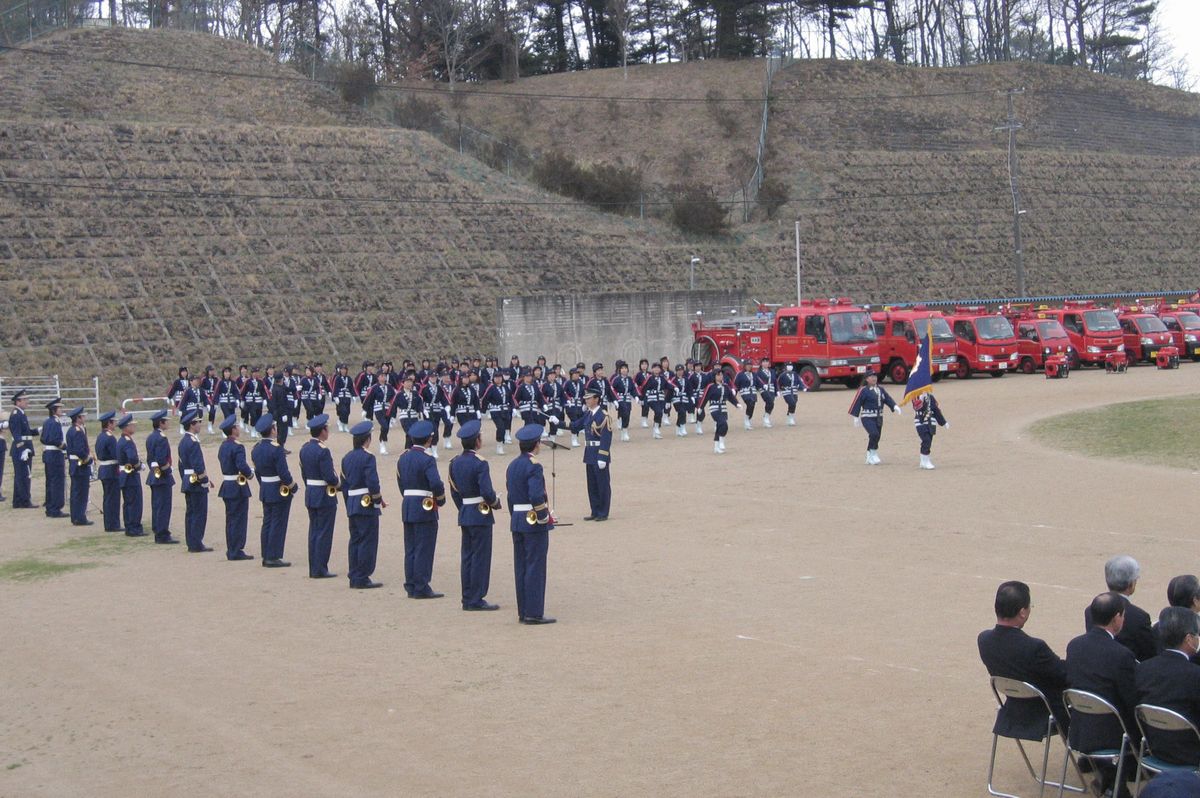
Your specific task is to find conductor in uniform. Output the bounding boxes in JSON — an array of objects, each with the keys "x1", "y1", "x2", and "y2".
[
  {"x1": 39, "y1": 397, "x2": 68, "y2": 518},
  {"x1": 252, "y1": 413, "x2": 295, "y2": 568},
  {"x1": 342, "y1": 420, "x2": 385, "y2": 589},
  {"x1": 570, "y1": 387, "x2": 611, "y2": 522},
  {"x1": 95, "y1": 411, "x2": 121, "y2": 531},
  {"x1": 396, "y1": 420, "x2": 446, "y2": 599},
  {"x1": 178, "y1": 410, "x2": 212, "y2": 552},
  {"x1": 8, "y1": 390, "x2": 36, "y2": 508},
  {"x1": 145, "y1": 409, "x2": 178, "y2": 544},
  {"x1": 65, "y1": 406, "x2": 93, "y2": 526},
  {"x1": 217, "y1": 414, "x2": 255, "y2": 560},
  {"x1": 300, "y1": 414, "x2": 340, "y2": 578},
  {"x1": 506, "y1": 425, "x2": 555, "y2": 625},
  {"x1": 448, "y1": 419, "x2": 501, "y2": 611}
]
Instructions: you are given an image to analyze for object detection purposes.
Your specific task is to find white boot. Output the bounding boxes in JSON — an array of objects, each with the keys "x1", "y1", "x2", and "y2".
[
  {"x1": 675, "y1": 425, "x2": 686, "y2": 437},
  {"x1": 743, "y1": 418, "x2": 752, "y2": 431},
  {"x1": 207, "y1": 422, "x2": 214, "y2": 434},
  {"x1": 695, "y1": 422, "x2": 703, "y2": 434},
  {"x1": 865, "y1": 451, "x2": 874, "y2": 465},
  {"x1": 621, "y1": 429, "x2": 630, "y2": 442},
  {"x1": 869, "y1": 449, "x2": 881, "y2": 465},
  {"x1": 640, "y1": 418, "x2": 649, "y2": 428},
  {"x1": 251, "y1": 429, "x2": 259, "y2": 439},
  {"x1": 379, "y1": 442, "x2": 388, "y2": 455},
  {"x1": 920, "y1": 454, "x2": 936, "y2": 470},
  {"x1": 554, "y1": 428, "x2": 562, "y2": 437},
  {"x1": 571, "y1": 434, "x2": 579, "y2": 448},
  {"x1": 718, "y1": 437, "x2": 726, "y2": 453},
  {"x1": 713, "y1": 440, "x2": 722, "y2": 454},
  {"x1": 444, "y1": 438, "x2": 452, "y2": 449},
  {"x1": 786, "y1": 414, "x2": 796, "y2": 426},
  {"x1": 763, "y1": 415, "x2": 772, "y2": 428},
  {"x1": 431, "y1": 447, "x2": 439, "y2": 460},
  {"x1": 496, "y1": 443, "x2": 505, "y2": 455},
  {"x1": 652, "y1": 424, "x2": 662, "y2": 439}
]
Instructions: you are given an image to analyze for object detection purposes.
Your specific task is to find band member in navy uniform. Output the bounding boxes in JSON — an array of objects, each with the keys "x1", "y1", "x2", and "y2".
[
  {"x1": 734, "y1": 360, "x2": 758, "y2": 431},
  {"x1": 506, "y1": 425, "x2": 555, "y2": 624},
  {"x1": 201, "y1": 365, "x2": 219, "y2": 434},
  {"x1": 39, "y1": 397, "x2": 68, "y2": 518},
  {"x1": 586, "y1": 362, "x2": 618, "y2": 413},
  {"x1": 422, "y1": 370, "x2": 455, "y2": 451},
  {"x1": 540, "y1": 369, "x2": 566, "y2": 438},
  {"x1": 448, "y1": 420, "x2": 501, "y2": 611},
  {"x1": 481, "y1": 371, "x2": 514, "y2": 455},
  {"x1": 698, "y1": 369, "x2": 739, "y2": 454},
  {"x1": 354, "y1": 361, "x2": 375, "y2": 419},
  {"x1": 216, "y1": 366, "x2": 239, "y2": 424},
  {"x1": 300, "y1": 365, "x2": 320, "y2": 422},
  {"x1": 397, "y1": 420, "x2": 446, "y2": 599},
  {"x1": 848, "y1": 368, "x2": 901, "y2": 465},
  {"x1": 240, "y1": 366, "x2": 268, "y2": 438},
  {"x1": 179, "y1": 373, "x2": 205, "y2": 427},
  {"x1": 178, "y1": 410, "x2": 212, "y2": 552},
  {"x1": 0, "y1": 413, "x2": 7, "y2": 502},
  {"x1": 116, "y1": 414, "x2": 147, "y2": 536},
  {"x1": 642, "y1": 363, "x2": 669, "y2": 440},
  {"x1": 390, "y1": 373, "x2": 424, "y2": 452},
  {"x1": 778, "y1": 363, "x2": 804, "y2": 425},
  {"x1": 95, "y1": 411, "x2": 121, "y2": 530},
  {"x1": 342, "y1": 420, "x2": 385, "y2": 588},
  {"x1": 145, "y1": 409, "x2": 178, "y2": 544},
  {"x1": 687, "y1": 361, "x2": 708, "y2": 434},
  {"x1": 300, "y1": 414, "x2": 340, "y2": 578},
  {"x1": 65, "y1": 406, "x2": 93, "y2": 526},
  {"x1": 754, "y1": 358, "x2": 777, "y2": 428},
  {"x1": 564, "y1": 367, "x2": 586, "y2": 448},
  {"x1": 332, "y1": 363, "x2": 355, "y2": 432},
  {"x1": 235, "y1": 364, "x2": 250, "y2": 430},
  {"x1": 634, "y1": 359, "x2": 651, "y2": 428},
  {"x1": 167, "y1": 366, "x2": 189, "y2": 416},
  {"x1": 571, "y1": 388, "x2": 612, "y2": 521},
  {"x1": 8, "y1": 390, "x2": 35, "y2": 508},
  {"x1": 670, "y1": 365, "x2": 692, "y2": 437},
  {"x1": 269, "y1": 373, "x2": 294, "y2": 448},
  {"x1": 452, "y1": 373, "x2": 480, "y2": 436},
  {"x1": 252, "y1": 413, "x2": 295, "y2": 567},
  {"x1": 366, "y1": 371, "x2": 397, "y2": 455},
  {"x1": 913, "y1": 392, "x2": 949, "y2": 470},
  {"x1": 515, "y1": 371, "x2": 542, "y2": 429},
  {"x1": 217, "y1": 414, "x2": 255, "y2": 560},
  {"x1": 610, "y1": 362, "x2": 637, "y2": 442}
]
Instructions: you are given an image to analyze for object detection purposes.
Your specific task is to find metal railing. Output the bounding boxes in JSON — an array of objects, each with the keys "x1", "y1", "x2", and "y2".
[
  {"x1": 724, "y1": 54, "x2": 790, "y2": 223},
  {"x1": 0, "y1": 374, "x2": 101, "y2": 415},
  {"x1": 120, "y1": 395, "x2": 174, "y2": 420}
]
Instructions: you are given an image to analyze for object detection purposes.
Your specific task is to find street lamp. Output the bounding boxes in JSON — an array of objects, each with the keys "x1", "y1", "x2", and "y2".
[{"x1": 689, "y1": 257, "x2": 701, "y2": 290}]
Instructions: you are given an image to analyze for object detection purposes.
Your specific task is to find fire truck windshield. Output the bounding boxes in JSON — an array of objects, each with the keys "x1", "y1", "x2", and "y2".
[
  {"x1": 975, "y1": 316, "x2": 1014, "y2": 341},
  {"x1": 1036, "y1": 321, "x2": 1068, "y2": 340},
  {"x1": 1083, "y1": 310, "x2": 1120, "y2": 332},
  {"x1": 1176, "y1": 312, "x2": 1200, "y2": 330},
  {"x1": 829, "y1": 311, "x2": 877, "y2": 344},
  {"x1": 1134, "y1": 315, "x2": 1168, "y2": 334},
  {"x1": 912, "y1": 316, "x2": 955, "y2": 342}
]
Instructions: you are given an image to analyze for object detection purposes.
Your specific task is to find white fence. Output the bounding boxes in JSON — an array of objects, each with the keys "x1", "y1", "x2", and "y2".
[{"x1": 0, "y1": 374, "x2": 101, "y2": 416}]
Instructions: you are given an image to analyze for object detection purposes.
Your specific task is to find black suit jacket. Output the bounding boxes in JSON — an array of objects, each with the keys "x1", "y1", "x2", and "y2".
[
  {"x1": 979, "y1": 625, "x2": 1070, "y2": 741},
  {"x1": 1084, "y1": 595, "x2": 1156, "y2": 662},
  {"x1": 1135, "y1": 651, "x2": 1200, "y2": 766},
  {"x1": 1065, "y1": 627, "x2": 1140, "y2": 753}
]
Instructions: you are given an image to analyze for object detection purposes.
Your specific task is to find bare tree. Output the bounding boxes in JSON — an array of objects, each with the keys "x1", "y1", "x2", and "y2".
[
  {"x1": 607, "y1": 0, "x2": 630, "y2": 77},
  {"x1": 428, "y1": 0, "x2": 469, "y2": 83}
]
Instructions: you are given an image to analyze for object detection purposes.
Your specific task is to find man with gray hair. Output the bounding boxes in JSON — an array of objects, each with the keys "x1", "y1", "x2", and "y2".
[
  {"x1": 1084, "y1": 555, "x2": 1156, "y2": 661},
  {"x1": 1135, "y1": 607, "x2": 1200, "y2": 766}
]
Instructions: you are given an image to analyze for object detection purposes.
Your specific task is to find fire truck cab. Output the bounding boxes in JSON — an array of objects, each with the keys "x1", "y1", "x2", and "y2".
[
  {"x1": 1155, "y1": 306, "x2": 1200, "y2": 362},
  {"x1": 1037, "y1": 301, "x2": 1123, "y2": 367},
  {"x1": 691, "y1": 299, "x2": 879, "y2": 391},
  {"x1": 1117, "y1": 308, "x2": 1174, "y2": 363},
  {"x1": 945, "y1": 307, "x2": 1019, "y2": 378},
  {"x1": 871, "y1": 309, "x2": 957, "y2": 384},
  {"x1": 1010, "y1": 311, "x2": 1072, "y2": 374}
]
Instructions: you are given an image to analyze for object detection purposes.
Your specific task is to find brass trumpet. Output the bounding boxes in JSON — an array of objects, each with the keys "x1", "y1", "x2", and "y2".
[
  {"x1": 421, "y1": 496, "x2": 435, "y2": 511},
  {"x1": 154, "y1": 466, "x2": 163, "y2": 479},
  {"x1": 122, "y1": 463, "x2": 136, "y2": 474},
  {"x1": 325, "y1": 484, "x2": 339, "y2": 497},
  {"x1": 360, "y1": 493, "x2": 374, "y2": 508},
  {"x1": 188, "y1": 472, "x2": 205, "y2": 485},
  {"x1": 479, "y1": 503, "x2": 492, "y2": 515},
  {"x1": 236, "y1": 473, "x2": 248, "y2": 486},
  {"x1": 526, "y1": 510, "x2": 538, "y2": 525},
  {"x1": 279, "y1": 482, "x2": 297, "y2": 498}
]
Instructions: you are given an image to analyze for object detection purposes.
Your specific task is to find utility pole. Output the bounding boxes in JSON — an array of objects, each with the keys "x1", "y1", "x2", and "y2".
[
  {"x1": 794, "y1": 220, "x2": 803, "y2": 306},
  {"x1": 994, "y1": 88, "x2": 1026, "y2": 298}
]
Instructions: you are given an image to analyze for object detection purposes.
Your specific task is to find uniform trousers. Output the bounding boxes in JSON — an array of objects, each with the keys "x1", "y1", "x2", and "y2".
[
  {"x1": 586, "y1": 463, "x2": 611, "y2": 519},
  {"x1": 374, "y1": 411, "x2": 392, "y2": 442},
  {"x1": 150, "y1": 484, "x2": 172, "y2": 538},
  {"x1": 917, "y1": 426, "x2": 935, "y2": 455},
  {"x1": 710, "y1": 410, "x2": 729, "y2": 440},
  {"x1": 460, "y1": 524, "x2": 494, "y2": 608},
  {"x1": 491, "y1": 411, "x2": 511, "y2": 443},
  {"x1": 512, "y1": 529, "x2": 549, "y2": 619},
  {"x1": 742, "y1": 395, "x2": 757, "y2": 419},
  {"x1": 245, "y1": 401, "x2": 264, "y2": 430},
  {"x1": 184, "y1": 491, "x2": 208, "y2": 551},
  {"x1": 862, "y1": 417, "x2": 883, "y2": 450},
  {"x1": 220, "y1": 402, "x2": 238, "y2": 420},
  {"x1": 44, "y1": 454, "x2": 65, "y2": 514},
  {"x1": 223, "y1": 495, "x2": 249, "y2": 556},
  {"x1": 307, "y1": 504, "x2": 337, "y2": 576},
  {"x1": 403, "y1": 520, "x2": 439, "y2": 597},
  {"x1": 761, "y1": 394, "x2": 776, "y2": 415},
  {"x1": 101, "y1": 478, "x2": 120, "y2": 529},
  {"x1": 673, "y1": 401, "x2": 691, "y2": 426},
  {"x1": 783, "y1": 395, "x2": 798, "y2": 414},
  {"x1": 69, "y1": 470, "x2": 89, "y2": 523},
  {"x1": 260, "y1": 500, "x2": 291, "y2": 560},
  {"x1": 122, "y1": 483, "x2": 144, "y2": 534},
  {"x1": 646, "y1": 401, "x2": 665, "y2": 425},
  {"x1": 336, "y1": 398, "x2": 352, "y2": 426},
  {"x1": 616, "y1": 402, "x2": 632, "y2": 429},
  {"x1": 347, "y1": 515, "x2": 379, "y2": 586},
  {"x1": 11, "y1": 450, "x2": 32, "y2": 507}
]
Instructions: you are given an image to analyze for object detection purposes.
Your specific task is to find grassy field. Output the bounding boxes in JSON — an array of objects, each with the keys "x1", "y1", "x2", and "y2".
[{"x1": 1030, "y1": 395, "x2": 1200, "y2": 469}]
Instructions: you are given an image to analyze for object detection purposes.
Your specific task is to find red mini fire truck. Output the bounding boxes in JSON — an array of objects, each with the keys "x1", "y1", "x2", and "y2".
[
  {"x1": 1009, "y1": 311, "x2": 1073, "y2": 374},
  {"x1": 870, "y1": 309, "x2": 957, "y2": 384},
  {"x1": 1117, "y1": 308, "x2": 1175, "y2": 363},
  {"x1": 1036, "y1": 301, "x2": 1123, "y2": 368},
  {"x1": 944, "y1": 307, "x2": 1020, "y2": 378},
  {"x1": 1155, "y1": 306, "x2": 1200, "y2": 362},
  {"x1": 691, "y1": 299, "x2": 880, "y2": 391}
]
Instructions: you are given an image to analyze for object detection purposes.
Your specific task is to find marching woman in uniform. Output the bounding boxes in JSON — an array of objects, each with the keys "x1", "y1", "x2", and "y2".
[
  {"x1": 332, "y1": 363, "x2": 356, "y2": 433},
  {"x1": 733, "y1": 361, "x2": 757, "y2": 430},
  {"x1": 94, "y1": 411, "x2": 122, "y2": 531},
  {"x1": 669, "y1": 364, "x2": 691, "y2": 437},
  {"x1": 64, "y1": 407, "x2": 93, "y2": 526},
  {"x1": 481, "y1": 371, "x2": 514, "y2": 455},
  {"x1": 848, "y1": 368, "x2": 901, "y2": 465},
  {"x1": 365, "y1": 371, "x2": 397, "y2": 455},
  {"x1": 216, "y1": 367, "x2": 240, "y2": 425},
  {"x1": 912, "y1": 394, "x2": 949, "y2": 470},
  {"x1": 217, "y1": 415, "x2": 255, "y2": 560},
  {"x1": 116, "y1": 415, "x2": 147, "y2": 537},
  {"x1": 39, "y1": 398, "x2": 68, "y2": 518},
  {"x1": 754, "y1": 357, "x2": 777, "y2": 428},
  {"x1": 178, "y1": 410, "x2": 212, "y2": 552},
  {"x1": 697, "y1": 369, "x2": 739, "y2": 454},
  {"x1": 777, "y1": 363, "x2": 804, "y2": 425}
]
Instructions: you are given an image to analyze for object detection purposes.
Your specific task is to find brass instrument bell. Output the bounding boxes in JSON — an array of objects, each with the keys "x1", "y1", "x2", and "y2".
[
  {"x1": 421, "y1": 496, "x2": 435, "y2": 511},
  {"x1": 526, "y1": 510, "x2": 538, "y2": 525},
  {"x1": 360, "y1": 493, "x2": 373, "y2": 508},
  {"x1": 154, "y1": 466, "x2": 163, "y2": 479},
  {"x1": 122, "y1": 463, "x2": 136, "y2": 474},
  {"x1": 325, "y1": 484, "x2": 339, "y2": 497},
  {"x1": 236, "y1": 473, "x2": 248, "y2": 486},
  {"x1": 479, "y1": 503, "x2": 491, "y2": 515},
  {"x1": 279, "y1": 483, "x2": 292, "y2": 498}
]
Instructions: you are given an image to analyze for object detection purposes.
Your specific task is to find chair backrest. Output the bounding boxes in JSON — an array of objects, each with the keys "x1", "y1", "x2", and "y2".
[
  {"x1": 1136, "y1": 704, "x2": 1200, "y2": 737},
  {"x1": 1064, "y1": 689, "x2": 1131, "y2": 739},
  {"x1": 992, "y1": 676, "x2": 1049, "y2": 705}
]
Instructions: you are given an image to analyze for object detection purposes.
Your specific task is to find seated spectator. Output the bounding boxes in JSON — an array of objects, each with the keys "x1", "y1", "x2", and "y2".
[
  {"x1": 1067, "y1": 592, "x2": 1140, "y2": 798},
  {"x1": 979, "y1": 580, "x2": 1070, "y2": 739},
  {"x1": 1135, "y1": 608, "x2": 1200, "y2": 766},
  {"x1": 1084, "y1": 555, "x2": 1156, "y2": 661},
  {"x1": 1155, "y1": 575, "x2": 1200, "y2": 659},
  {"x1": 1140, "y1": 771, "x2": 1200, "y2": 798}
]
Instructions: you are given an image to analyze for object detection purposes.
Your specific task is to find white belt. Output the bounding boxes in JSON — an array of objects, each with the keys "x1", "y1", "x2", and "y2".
[
  {"x1": 461, "y1": 497, "x2": 484, "y2": 505},
  {"x1": 305, "y1": 479, "x2": 330, "y2": 487},
  {"x1": 512, "y1": 503, "x2": 533, "y2": 511},
  {"x1": 347, "y1": 488, "x2": 369, "y2": 496},
  {"x1": 403, "y1": 489, "x2": 433, "y2": 497},
  {"x1": 96, "y1": 459, "x2": 117, "y2": 466},
  {"x1": 150, "y1": 462, "x2": 159, "y2": 468},
  {"x1": 19, "y1": 436, "x2": 32, "y2": 441},
  {"x1": 222, "y1": 475, "x2": 241, "y2": 482},
  {"x1": 586, "y1": 441, "x2": 600, "y2": 447},
  {"x1": 69, "y1": 455, "x2": 81, "y2": 460},
  {"x1": 260, "y1": 475, "x2": 280, "y2": 483},
  {"x1": 182, "y1": 469, "x2": 195, "y2": 475}
]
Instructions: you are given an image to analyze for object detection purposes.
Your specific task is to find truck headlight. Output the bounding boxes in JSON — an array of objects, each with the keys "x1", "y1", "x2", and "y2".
[
  {"x1": 1141, "y1": 337, "x2": 1154, "y2": 345},
  {"x1": 1186, "y1": 334, "x2": 1197, "y2": 343},
  {"x1": 830, "y1": 359, "x2": 847, "y2": 366},
  {"x1": 1086, "y1": 346, "x2": 1101, "y2": 353},
  {"x1": 978, "y1": 355, "x2": 994, "y2": 362},
  {"x1": 1010, "y1": 352, "x2": 1019, "y2": 360}
]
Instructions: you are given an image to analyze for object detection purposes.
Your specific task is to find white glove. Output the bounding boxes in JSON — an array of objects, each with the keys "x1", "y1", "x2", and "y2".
[
  {"x1": 598, "y1": 461, "x2": 607, "y2": 470},
  {"x1": 893, "y1": 406, "x2": 902, "y2": 416},
  {"x1": 22, "y1": 448, "x2": 31, "y2": 462},
  {"x1": 943, "y1": 422, "x2": 950, "y2": 430},
  {"x1": 852, "y1": 417, "x2": 861, "y2": 428}
]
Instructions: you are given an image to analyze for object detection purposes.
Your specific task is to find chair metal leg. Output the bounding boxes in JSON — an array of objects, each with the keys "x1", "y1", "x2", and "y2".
[{"x1": 988, "y1": 732, "x2": 1023, "y2": 798}]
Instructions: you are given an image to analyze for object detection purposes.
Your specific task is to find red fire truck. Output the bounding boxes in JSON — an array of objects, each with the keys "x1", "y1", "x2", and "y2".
[
  {"x1": 691, "y1": 299, "x2": 880, "y2": 391},
  {"x1": 870, "y1": 309, "x2": 957, "y2": 384},
  {"x1": 1117, "y1": 308, "x2": 1174, "y2": 363},
  {"x1": 945, "y1": 307, "x2": 1020, "y2": 378},
  {"x1": 1009, "y1": 312, "x2": 1072, "y2": 374},
  {"x1": 1035, "y1": 301, "x2": 1123, "y2": 368},
  {"x1": 1156, "y1": 306, "x2": 1200, "y2": 361}
]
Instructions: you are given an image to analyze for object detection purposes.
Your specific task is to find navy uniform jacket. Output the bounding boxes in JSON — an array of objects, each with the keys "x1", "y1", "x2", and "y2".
[
  {"x1": 179, "y1": 387, "x2": 205, "y2": 419},
  {"x1": 252, "y1": 439, "x2": 294, "y2": 504},
  {"x1": 1084, "y1": 596, "x2": 1156, "y2": 662},
  {"x1": 269, "y1": 383, "x2": 292, "y2": 424},
  {"x1": 391, "y1": 388, "x2": 424, "y2": 423},
  {"x1": 452, "y1": 384, "x2": 478, "y2": 416},
  {"x1": 698, "y1": 383, "x2": 738, "y2": 412},
  {"x1": 977, "y1": 625, "x2": 1069, "y2": 741},
  {"x1": 1135, "y1": 651, "x2": 1200, "y2": 765},
  {"x1": 514, "y1": 383, "x2": 540, "y2": 414},
  {"x1": 178, "y1": 432, "x2": 207, "y2": 493},
  {"x1": 570, "y1": 407, "x2": 612, "y2": 466},
  {"x1": 1065, "y1": 627, "x2": 1140, "y2": 753},
  {"x1": 585, "y1": 377, "x2": 617, "y2": 405},
  {"x1": 341, "y1": 448, "x2": 382, "y2": 516},
  {"x1": 733, "y1": 370, "x2": 757, "y2": 400},
  {"x1": 201, "y1": 376, "x2": 218, "y2": 405},
  {"x1": 94, "y1": 429, "x2": 118, "y2": 480},
  {"x1": 217, "y1": 378, "x2": 239, "y2": 406},
  {"x1": 778, "y1": 370, "x2": 803, "y2": 396},
  {"x1": 506, "y1": 453, "x2": 553, "y2": 533},
  {"x1": 448, "y1": 450, "x2": 498, "y2": 527},
  {"x1": 481, "y1": 383, "x2": 513, "y2": 413},
  {"x1": 240, "y1": 378, "x2": 268, "y2": 407},
  {"x1": 217, "y1": 438, "x2": 253, "y2": 499},
  {"x1": 540, "y1": 381, "x2": 565, "y2": 419},
  {"x1": 610, "y1": 375, "x2": 636, "y2": 403},
  {"x1": 848, "y1": 385, "x2": 897, "y2": 418},
  {"x1": 333, "y1": 374, "x2": 355, "y2": 401},
  {"x1": 117, "y1": 435, "x2": 142, "y2": 488},
  {"x1": 422, "y1": 383, "x2": 453, "y2": 421},
  {"x1": 754, "y1": 368, "x2": 777, "y2": 397},
  {"x1": 366, "y1": 383, "x2": 396, "y2": 417},
  {"x1": 10, "y1": 407, "x2": 34, "y2": 460},
  {"x1": 146, "y1": 429, "x2": 175, "y2": 488},
  {"x1": 65, "y1": 425, "x2": 92, "y2": 477},
  {"x1": 396, "y1": 446, "x2": 445, "y2": 523},
  {"x1": 563, "y1": 379, "x2": 584, "y2": 411},
  {"x1": 642, "y1": 375, "x2": 668, "y2": 404},
  {"x1": 40, "y1": 417, "x2": 66, "y2": 462},
  {"x1": 300, "y1": 439, "x2": 339, "y2": 510},
  {"x1": 167, "y1": 377, "x2": 189, "y2": 407},
  {"x1": 913, "y1": 394, "x2": 947, "y2": 429}
]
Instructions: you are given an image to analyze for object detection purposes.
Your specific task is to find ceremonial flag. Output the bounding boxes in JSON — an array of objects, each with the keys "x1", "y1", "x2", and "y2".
[{"x1": 901, "y1": 325, "x2": 934, "y2": 405}]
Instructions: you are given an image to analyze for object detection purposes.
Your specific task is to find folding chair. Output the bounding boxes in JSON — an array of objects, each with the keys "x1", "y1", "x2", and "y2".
[
  {"x1": 1058, "y1": 689, "x2": 1132, "y2": 798},
  {"x1": 1133, "y1": 704, "x2": 1200, "y2": 796},
  {"x1": 988, "y1": 676, "x2": 1085, "y2": 798}
]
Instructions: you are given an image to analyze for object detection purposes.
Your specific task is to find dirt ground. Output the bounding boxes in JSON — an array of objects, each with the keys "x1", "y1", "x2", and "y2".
[{"x1": 2, "y1": 365, "x2": 1197, "y2": 797}]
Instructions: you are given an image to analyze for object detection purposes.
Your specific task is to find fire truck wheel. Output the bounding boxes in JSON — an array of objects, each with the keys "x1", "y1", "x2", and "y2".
[
  {"x1": 989, "y1": 370, "x2": 1006, "y2": 378},
  {"x1": 1019, "y1": 357, "x2": 1036, "y2": 375},
  {"x1": 798, "y1": 365, "x2": 821, "y2": 392},
  {"x1": 845, "y1": 376, "x2": 863, "y2": 389},
  {"x1": 955, "y1": 357, "x2": 972, "y2": 379},
  {"x1": 887, "y1": 360, "x2": 908, "y2": 384},
  {"x1": 1069, "y1": 351, "x2": 1081, "y2": 369},
  {"x1": 931, "y1": 373, "x2": 943, "y2": 383}
]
